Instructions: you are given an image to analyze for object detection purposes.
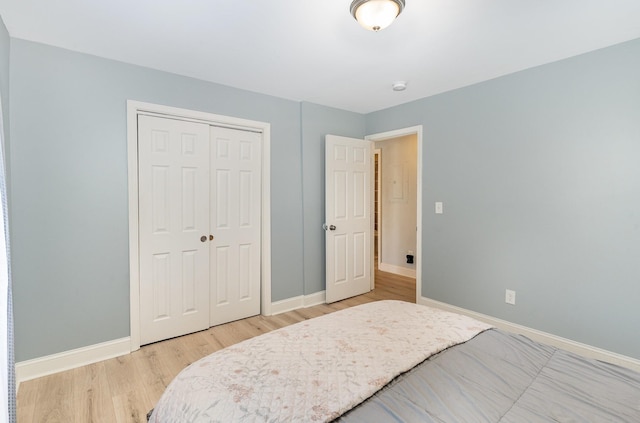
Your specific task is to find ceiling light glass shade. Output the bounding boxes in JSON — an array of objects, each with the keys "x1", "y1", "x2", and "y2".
[{"x1": 350, "y1": 0, "x2": 405, "y2": 32}]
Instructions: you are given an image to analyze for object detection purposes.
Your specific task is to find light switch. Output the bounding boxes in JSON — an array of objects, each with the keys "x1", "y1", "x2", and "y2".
[{"x1": 435, "y1": 202, "x2": 443, "y2": 214}]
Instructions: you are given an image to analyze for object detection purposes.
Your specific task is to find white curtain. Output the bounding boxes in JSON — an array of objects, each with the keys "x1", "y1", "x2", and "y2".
[{"x1": 0, "y1": 94, "x2": 16, "y2": 422}]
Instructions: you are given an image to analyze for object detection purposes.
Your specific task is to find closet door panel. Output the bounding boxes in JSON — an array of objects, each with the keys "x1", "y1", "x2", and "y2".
[
  {"x1": 210, "y1": 127, "x2": 261, "y2": 326},
  {"x1": 138, "y1": 115, "x2": 210, "y2": 345}
]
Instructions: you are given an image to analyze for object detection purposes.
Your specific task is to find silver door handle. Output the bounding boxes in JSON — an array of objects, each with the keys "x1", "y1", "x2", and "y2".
[{"x1": 322, "y1": 224, "x2": 336, "y2": 231}]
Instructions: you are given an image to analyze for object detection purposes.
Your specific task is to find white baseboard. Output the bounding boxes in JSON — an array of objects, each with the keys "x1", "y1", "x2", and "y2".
[
  {"x1": 378, "y1": 262, "x2": 416, "y2": 278},
  {"x1": 16, "y1": 337, "x2": 131, "y2": 386},
  {"x1": 302, "y1": 290, "x2": 326, "y2": 308},
  {"x1": 270, "y1": 290, "x2": 326, "y2": 315},
  {"x1": 418, "y1": 296, "x2": 640, "y2": 373}
]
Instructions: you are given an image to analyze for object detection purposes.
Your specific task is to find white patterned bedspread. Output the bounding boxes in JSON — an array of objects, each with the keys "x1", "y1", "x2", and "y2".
[{"x1": 149, "y1": 300, "x2": 492, "y2": 422}]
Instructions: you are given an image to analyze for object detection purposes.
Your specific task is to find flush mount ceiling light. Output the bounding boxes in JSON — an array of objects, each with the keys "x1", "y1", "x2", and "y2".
[{"x1": 350, "y1": 0, "x2": 405, "y2": 32}]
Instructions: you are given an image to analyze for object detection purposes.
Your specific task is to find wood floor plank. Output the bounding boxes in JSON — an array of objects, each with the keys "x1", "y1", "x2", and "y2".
[
  {"x1": 16, "y1": 376, "x2": 38, "y2": 423},
  {"x1": 112, "y1": 391, "x2": 148, "y2": 423},
  {"x1": 72, "y1": 362, "x2": 117, "y2": 423},
  {"x1": 30, "y1": 370, "x2": 74, "y2": 423},
  {"x1": 129, "y1": 347, "x2": 174, "y2": 415},
  {"x1": 17, "y1": 268, "x2": 415, "y2": 423}
]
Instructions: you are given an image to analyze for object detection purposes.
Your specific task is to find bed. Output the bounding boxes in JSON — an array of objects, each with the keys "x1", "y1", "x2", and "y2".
[{"x1": 148, "y1": 300, "x2": 640, "y2": 422}]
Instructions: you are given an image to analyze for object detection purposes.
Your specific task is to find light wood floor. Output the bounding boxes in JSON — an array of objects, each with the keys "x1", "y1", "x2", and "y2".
[{"x1": 17, "y1": 268, "x2": 415, "y2": 423}]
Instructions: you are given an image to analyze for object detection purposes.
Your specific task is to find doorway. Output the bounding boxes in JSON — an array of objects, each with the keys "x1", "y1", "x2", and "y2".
[
  {"x1": 373, "y1": 134, "x2": 417, "y2": 278},
  {"x1": 366, "y1": 126, "x2": 422, "y2": 300}
]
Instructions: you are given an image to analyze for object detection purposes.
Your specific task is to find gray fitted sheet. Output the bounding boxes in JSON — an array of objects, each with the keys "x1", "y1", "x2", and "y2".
[{"x1": 337, "y1": 329, "x2": 640, "y2": 422}]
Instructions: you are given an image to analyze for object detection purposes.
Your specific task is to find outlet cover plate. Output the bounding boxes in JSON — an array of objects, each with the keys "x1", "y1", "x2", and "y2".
[{"x1": 505, "y1": 289, "x2": 516, "y2": 305}]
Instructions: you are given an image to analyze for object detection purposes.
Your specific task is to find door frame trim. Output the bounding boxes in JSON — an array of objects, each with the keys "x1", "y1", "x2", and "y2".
[
  {"x1": 365, "y1": 126, "x2": 423, "y2": 301},
  {"x1": 126, "y1": 100, "x2": 272, "y2": 351}
]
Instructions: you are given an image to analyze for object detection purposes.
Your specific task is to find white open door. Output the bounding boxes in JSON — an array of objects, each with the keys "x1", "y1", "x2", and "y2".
[{"x1": 325, "y1": 135, "x2": 373, "y2": 303}]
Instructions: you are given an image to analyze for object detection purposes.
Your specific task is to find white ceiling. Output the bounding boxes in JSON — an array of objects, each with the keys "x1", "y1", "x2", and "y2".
[{"x1": 1, "y1": 0, "x2": 639, "y2": 113}]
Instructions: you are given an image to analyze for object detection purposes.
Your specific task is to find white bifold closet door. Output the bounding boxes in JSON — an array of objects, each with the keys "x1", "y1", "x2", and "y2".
[{"x1": 138, "y1": 115, "x2": 261, "y2": 345}]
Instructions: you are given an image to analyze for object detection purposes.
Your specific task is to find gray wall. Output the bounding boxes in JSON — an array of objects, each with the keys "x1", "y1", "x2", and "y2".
[
  {"x1": 366, "y1": 38, "x2": 640, "y2": 360},
  {"x1": 9, "y1": 39, "x2": 308, "y2": 361},
  {"x1": 300, "y1": 102, "x2": 364, "y2": 295}
]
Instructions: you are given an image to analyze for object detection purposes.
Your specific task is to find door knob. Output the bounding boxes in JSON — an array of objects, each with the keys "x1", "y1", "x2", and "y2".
[
  {"x1": 209, "y1": 235, "x2": 214, "y2": 241},
  {"x1": 200, "y1": 235, "x2": 207, "y2": 242},
  {"x1": 329, "y1": 225, "x2": 336, "y2": 231}
]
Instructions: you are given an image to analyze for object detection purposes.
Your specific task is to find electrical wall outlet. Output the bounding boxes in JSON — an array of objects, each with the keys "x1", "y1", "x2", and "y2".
[{"x1": 505, "y1": 289, "x2": 516, "y2": 305}]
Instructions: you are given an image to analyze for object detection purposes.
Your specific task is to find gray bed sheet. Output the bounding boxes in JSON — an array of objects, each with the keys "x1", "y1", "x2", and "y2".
[{"x1": 337, "y1": 329, "x2": 640, "y2": 422}]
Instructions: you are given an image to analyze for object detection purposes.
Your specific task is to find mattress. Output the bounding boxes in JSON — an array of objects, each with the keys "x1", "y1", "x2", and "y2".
[
  {"x1": 338, "y1": 329, "x2": 640, "y2": 422},
  {"x1": 148, "y1": 300, "x2": 491, "y2": 422},
  {"x1": 148, "y1": 300, "x2": 640, "y2": 422}
]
